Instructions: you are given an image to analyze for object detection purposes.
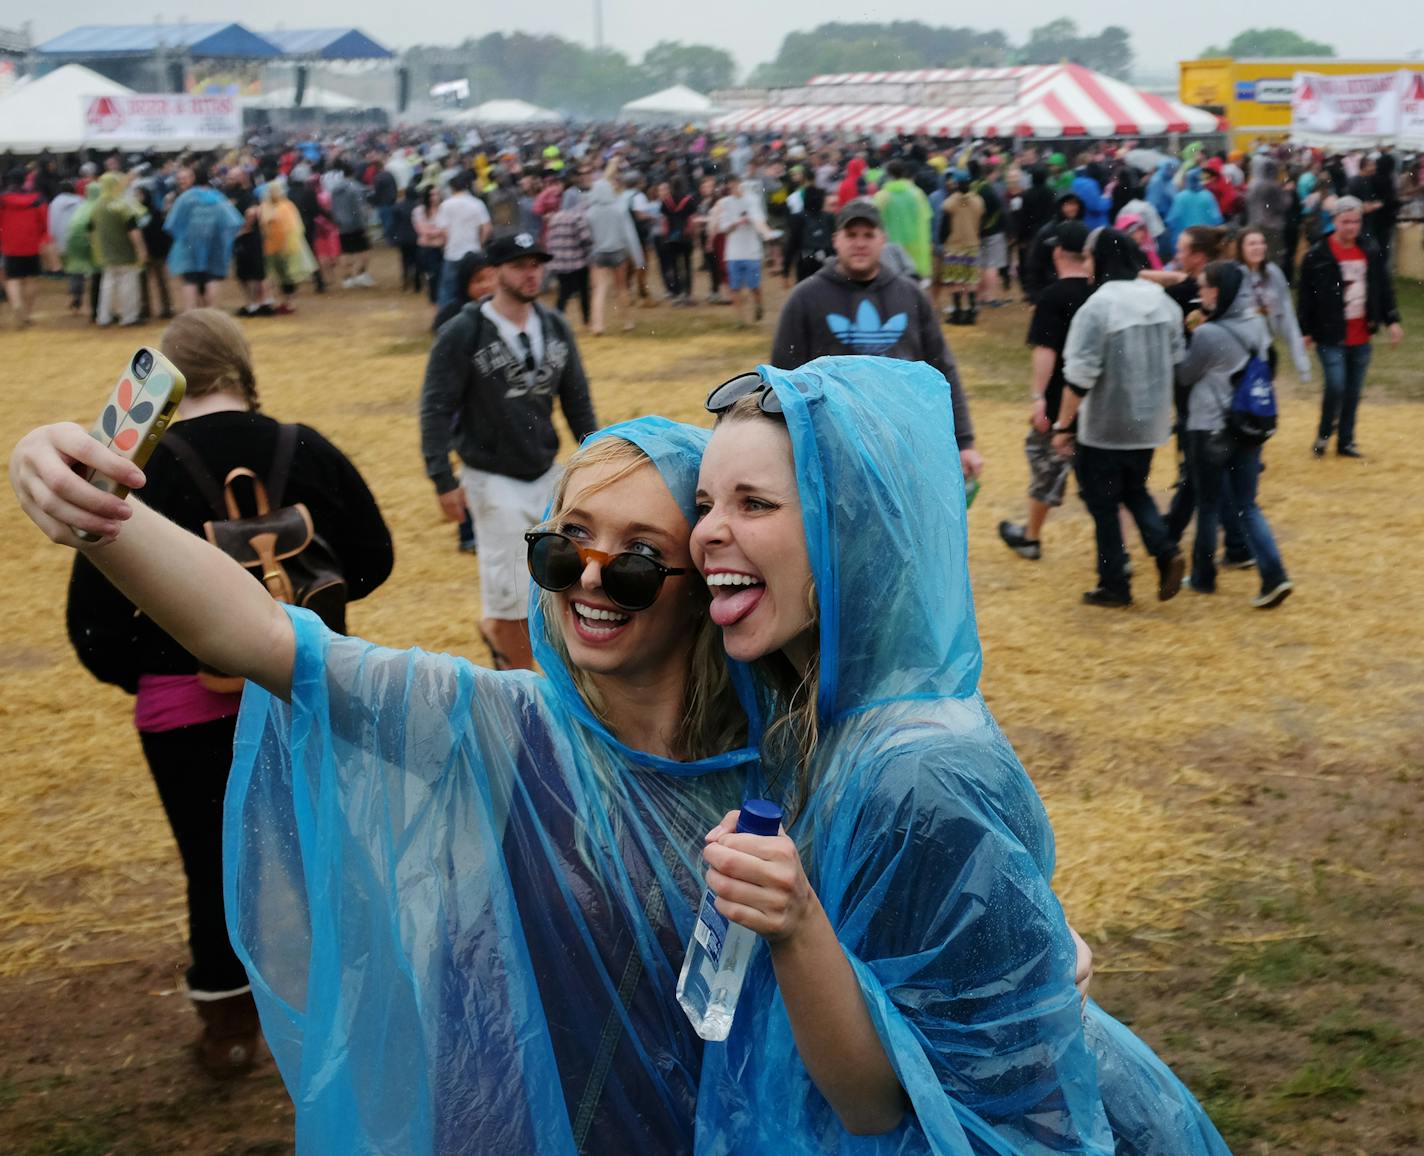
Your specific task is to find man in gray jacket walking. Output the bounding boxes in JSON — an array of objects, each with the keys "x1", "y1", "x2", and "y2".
[
  {"x1": 1055, "y1": 229, "x2": 1186, "y2": 607},
  {"x1": 420, "y1": 232, "x2": 598, "y2": 668}
]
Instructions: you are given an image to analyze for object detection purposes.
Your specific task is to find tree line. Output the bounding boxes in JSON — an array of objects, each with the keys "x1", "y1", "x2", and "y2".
[{"x1": 403, "y1": 22, "x2": 1338, "y2": 119}]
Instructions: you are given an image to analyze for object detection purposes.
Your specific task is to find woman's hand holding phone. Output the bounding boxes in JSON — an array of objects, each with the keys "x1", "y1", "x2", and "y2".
[{"x1": 9, "y1": 423, "x2": 144, "y2": 547}]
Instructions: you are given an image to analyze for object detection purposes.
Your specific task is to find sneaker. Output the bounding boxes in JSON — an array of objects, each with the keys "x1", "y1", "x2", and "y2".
[
  {"x1": 1181, "y1": 576, "x2": 1214, "y2": 594},
  {"x1": 997, "y1": 521, "x2": 1042, "y2": 560},
  {"x1": 356, "y1": 272, "x2": 376, "y2": 288},
  {"x1": 1311, "y1": 438, "x2": 1328, "y2": 457},
  {"x1": 1082, "y1": 587, "x2": 1132, "y2": 607},
  {"x1": 1156, "y1": 552, "x2": 1186, "y2": 602},
  {"x1": 1221, "y1": 552, "x2": 1255, "y2": 570},
  {"x1": 342, "y1": 277, "x2": 356, "y2": 290},
  {"x1": 1252, "y1": 580, "x2": 1293, "y2": 609},
  {"x1": 964, "y1": 308, "x2": 978, "y2": 326},
  {"x1": 1337, "y1": 444, "x2": 1364, "y2": 458}
]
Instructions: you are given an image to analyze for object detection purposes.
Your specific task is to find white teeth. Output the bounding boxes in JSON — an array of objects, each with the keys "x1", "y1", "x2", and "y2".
[
  {"x1": 706, "y1": 573, "x2": 763, "y2": 588},
  {"x1": 574, "y1": 603, "x2": 629, "y2": 623}
]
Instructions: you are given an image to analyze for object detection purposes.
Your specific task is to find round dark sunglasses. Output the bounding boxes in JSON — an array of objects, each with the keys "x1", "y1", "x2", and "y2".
[
  {"x1": 525, "y1": 531, "x2": 687, "y2": 612},
  {"x1": 706, "y1": 372, "x2": 783, "y2": 415}
]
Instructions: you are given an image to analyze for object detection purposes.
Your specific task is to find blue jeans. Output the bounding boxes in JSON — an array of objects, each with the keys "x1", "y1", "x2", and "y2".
[
  {"x1": 437, "y1": 258, "x2": 464, "y2": 310},
  {"x1": 1316, "y1": 342, "x2": 1372, "y2": 448},
  {"x1": 1186, "y1": 433, "x2": 1287, "y2": 593}
]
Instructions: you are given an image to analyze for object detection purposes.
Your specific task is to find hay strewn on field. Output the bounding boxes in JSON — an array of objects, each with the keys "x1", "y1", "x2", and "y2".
[{"x1": 1, "y1": 257, "x2": 1420, "y2": 982}]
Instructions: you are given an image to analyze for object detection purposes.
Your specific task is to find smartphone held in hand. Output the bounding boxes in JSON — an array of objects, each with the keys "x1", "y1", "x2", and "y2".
[{"x1": 74, "y1": 347, "x2": 186, "y2": 541}]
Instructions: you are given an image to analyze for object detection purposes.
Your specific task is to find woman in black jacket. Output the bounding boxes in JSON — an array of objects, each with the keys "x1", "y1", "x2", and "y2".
[{"x1": 66, "y1": 309, "x2": 393, "y2": 1078}]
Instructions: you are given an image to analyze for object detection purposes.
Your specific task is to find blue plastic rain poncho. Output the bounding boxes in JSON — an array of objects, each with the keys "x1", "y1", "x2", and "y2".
[
  {"x1": 692, "y1": 357, "x2": 1229, "y2": 1155},
  {"x1": 164, "y1": 184, "x2": 244, "y2": 278},
  {"x1": 1146, "y1": 159, "x2": 1179, "y2": 222},
  {"x1": 1164, "y1": 168, "x2": 1223, "y2": 248},
  {"x1": 224, "y1": 417, "x2": 765, "y2": 1154}
]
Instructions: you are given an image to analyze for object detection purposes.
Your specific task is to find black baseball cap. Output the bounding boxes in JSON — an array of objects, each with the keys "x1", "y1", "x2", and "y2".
[
  {"x1": 835, "y1": 199, "x2": 883, "y2": 231},
  {"x1": 485, "y1": 232, "x2": 551, "y2": 265},
  {"x1": 1047, "y1": 220, "x2": 1089, "y2": 254}
]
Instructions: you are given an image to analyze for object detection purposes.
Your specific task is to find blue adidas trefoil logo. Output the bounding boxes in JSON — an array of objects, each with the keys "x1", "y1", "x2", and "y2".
[{"x1": 826, "y1": 300, "x2": 908, "y2": 354}]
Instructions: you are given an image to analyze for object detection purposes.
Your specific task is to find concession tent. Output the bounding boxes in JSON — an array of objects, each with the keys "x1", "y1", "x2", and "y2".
[
  {"x1": 714, "y1": 64, "x2": 1220, "y2": 139},
  {"x1": 449, "y1": 99, "x2": 562, "y2": 126},
  {"x1": 0, "y1": 64, "x2": 132, "y2": 151},
  {"x1": 619, "y1": 84, "x2": 718, "y2": 124}
]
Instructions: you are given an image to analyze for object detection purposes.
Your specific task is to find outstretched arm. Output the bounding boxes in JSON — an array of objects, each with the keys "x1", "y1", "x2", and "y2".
[{"x1": 10, "y1": 423, "x2": 295, "y2": 699}]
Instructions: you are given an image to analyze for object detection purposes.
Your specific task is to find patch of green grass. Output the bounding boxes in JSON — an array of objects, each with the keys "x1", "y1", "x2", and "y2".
[
  {"x1": 1310, "y1": 1011, "x2": 1423, "y2": 1076},
  {"x1": 0, "y1": 1078, "x2": 19, "y2": 1109},
  {"x1": 14, "y1": 1120, "x2": 119, "y2": 1156},
  {"x1": 1276, "y1": 1059, "x2": 1366, "y2": 1103}
]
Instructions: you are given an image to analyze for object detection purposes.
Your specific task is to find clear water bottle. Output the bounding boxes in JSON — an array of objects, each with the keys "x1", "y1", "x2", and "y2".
[{"x1": 676, "y1": 799, "x2": 783, "y2": 1041}]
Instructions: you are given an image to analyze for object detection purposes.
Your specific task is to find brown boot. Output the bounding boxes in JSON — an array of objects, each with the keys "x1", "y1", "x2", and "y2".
[{"x1": 192, "y1": 990, "x2": 260, "y2": 1078}]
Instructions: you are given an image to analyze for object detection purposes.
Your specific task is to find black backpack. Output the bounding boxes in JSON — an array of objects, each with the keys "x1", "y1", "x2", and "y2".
[{"x1": 163, "y1": 424, "x2": 347, "y2": 691}]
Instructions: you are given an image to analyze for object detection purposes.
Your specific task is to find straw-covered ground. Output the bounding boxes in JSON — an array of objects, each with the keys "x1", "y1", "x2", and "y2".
[{"x1": 2, "y1": 254, "x2": 1421, "y2": 1153}]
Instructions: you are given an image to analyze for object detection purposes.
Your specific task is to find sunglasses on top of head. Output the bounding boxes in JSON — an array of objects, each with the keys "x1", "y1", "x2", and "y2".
[
  {"x1": 705, "y1": 372, "x2": 783, "y2": 415},
  {"x1": 525, "y1": 531, "x2": 687, "y2": 612}
]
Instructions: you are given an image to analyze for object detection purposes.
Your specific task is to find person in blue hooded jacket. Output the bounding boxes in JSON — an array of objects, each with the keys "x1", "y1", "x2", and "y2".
[
  {"x1": 1147, "y1": 160, "x2": 1179, "y2": 261},
  {"x1": 164, "y1": 162, "x2": 244, "y2": 312},
  {"x1": 1165, "y1": 168, "x2": 1223, "y2": 250},
  {"x1": 8, "y1": 413, "x2": 772, "y2": 1154},
  {"x1": 1070, "y1": 163, "x2": 1113, "y2": 230},
  {"x1": 690, "y1": 358, "x2": 1230, "y2": 1154}
]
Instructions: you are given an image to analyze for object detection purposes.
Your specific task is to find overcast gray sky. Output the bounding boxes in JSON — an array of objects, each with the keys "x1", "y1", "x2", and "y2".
[{"x1": 23, "y1": 1, "x2": 1424, "y2": 76}]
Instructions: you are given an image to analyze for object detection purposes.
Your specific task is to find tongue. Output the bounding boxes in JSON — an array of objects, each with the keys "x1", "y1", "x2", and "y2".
[{"x1": 709, "y1": 585, "x2": 765, "y2": 627}]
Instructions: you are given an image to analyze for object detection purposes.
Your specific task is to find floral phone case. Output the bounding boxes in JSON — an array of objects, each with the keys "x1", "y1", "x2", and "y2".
[{"x1": 76, "y1": 348, "x2": 186, "y2": 541}]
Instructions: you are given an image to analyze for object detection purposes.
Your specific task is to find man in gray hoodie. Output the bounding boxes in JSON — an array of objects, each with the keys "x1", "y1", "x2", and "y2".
[
  {"x1": 771, "y1": 200, "x2": 981, "y2": 481},
  {"x1": 1056, "y1": 228, "x2": 1186, "y2": 607}
]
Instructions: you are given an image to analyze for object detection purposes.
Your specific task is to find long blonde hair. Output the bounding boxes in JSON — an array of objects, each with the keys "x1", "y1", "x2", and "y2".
[
  {"x1": 715, "y1": 395, "x2": 821, "y2": 820},
  {"x1": 537, "y1": 436, "x2": 745, "y2": 762}
]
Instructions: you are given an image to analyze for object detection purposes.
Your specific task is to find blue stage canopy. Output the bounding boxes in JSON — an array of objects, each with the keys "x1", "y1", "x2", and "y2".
[
  {"x1": 258, "y1": 29, "x2": 394, "y2": 61},
  {"x1": 37, "y1": 23, "x2": 280, "y2": 59}
]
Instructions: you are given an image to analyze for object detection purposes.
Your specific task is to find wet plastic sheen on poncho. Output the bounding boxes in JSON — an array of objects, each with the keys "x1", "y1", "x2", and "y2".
[
  {"x1": 224, "y1": 417, "x2": 762, "y2": 1155},
  {"x1": 690, "y1": 357, "x2": 1228, "y2": 1155}
]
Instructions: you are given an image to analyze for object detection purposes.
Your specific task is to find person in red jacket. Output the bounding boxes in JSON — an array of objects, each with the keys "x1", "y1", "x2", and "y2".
[
  {"x1": 0, "y1": 167, "x2": 50, "y2": 327},
  {"x1": 1203, "y1": 157, "x2": 1240, "y2": 221}
]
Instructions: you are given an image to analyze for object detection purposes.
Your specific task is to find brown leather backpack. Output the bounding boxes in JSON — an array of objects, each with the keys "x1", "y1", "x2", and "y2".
[{"x1": 163, "y1": 423, "x2": 347, "y2": 693}]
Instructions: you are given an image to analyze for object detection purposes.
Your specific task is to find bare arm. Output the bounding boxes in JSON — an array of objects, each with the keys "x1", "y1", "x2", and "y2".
[
  {"x1": 704, "y1": 813, "x2": 905, "y2": 1135},
  {"x1": 10, "y1": 423, "x2": 294, "y2": 699}
]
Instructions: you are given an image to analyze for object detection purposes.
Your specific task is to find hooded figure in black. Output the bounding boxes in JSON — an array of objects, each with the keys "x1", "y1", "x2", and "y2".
[
  {"x1": 1024, "y1": 191, "x2": 1084, "y2": 302},
  {"x1": 431, "y1": 250, "x2": 493, "y2": 333}
]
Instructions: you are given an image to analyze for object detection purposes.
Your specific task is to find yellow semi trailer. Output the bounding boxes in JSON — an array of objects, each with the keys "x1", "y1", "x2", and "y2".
[{"x1": 1180, "y1": 57, "x2": 1423, "y2": 150}]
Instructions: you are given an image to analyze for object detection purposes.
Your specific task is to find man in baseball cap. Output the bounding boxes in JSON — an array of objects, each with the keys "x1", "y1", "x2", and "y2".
[
  {"x1": 769, "y1": 192, "x2": 983, "y2": 482},
  {"x1": 419, "y1": 223, "x2": 596, "y2": 671}
]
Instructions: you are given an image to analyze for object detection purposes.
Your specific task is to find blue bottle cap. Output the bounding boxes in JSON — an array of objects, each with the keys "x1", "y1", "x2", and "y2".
[{"x1": 735, "y1": 799, "x2": 783, "y2": 837}]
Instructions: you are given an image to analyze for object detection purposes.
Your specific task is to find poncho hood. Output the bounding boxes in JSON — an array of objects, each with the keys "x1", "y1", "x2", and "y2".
[{"x1": 754, "y1": 357, "x2": 981, "y2": 724}]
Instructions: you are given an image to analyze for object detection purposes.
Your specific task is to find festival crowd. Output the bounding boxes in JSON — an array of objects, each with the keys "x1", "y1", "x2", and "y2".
[{"x1": 1, "y1": 116, "x2": 1416, "y2": 1155}]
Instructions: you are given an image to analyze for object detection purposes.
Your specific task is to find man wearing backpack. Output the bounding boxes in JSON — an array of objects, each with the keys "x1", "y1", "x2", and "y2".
[
  {"x1": 1296, "y1": 197, "x2": 1404, "y2": 459},
  {"x1": 420, "y1": 232, "x2": 599, "y2": 671}
]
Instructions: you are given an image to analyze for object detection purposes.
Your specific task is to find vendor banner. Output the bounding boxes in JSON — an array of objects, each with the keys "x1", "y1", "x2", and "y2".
[
  {"x1": 1291, "y1": 70, "x2": 1424, "y2": 145},
  {"x1": 82, "y1": 93, "x2": 240, "y2": 145}
]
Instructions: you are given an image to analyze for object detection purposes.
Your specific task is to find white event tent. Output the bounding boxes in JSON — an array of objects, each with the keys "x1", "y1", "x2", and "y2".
[
  {"x1": 619, "y1": 84, "x2": 717, "y2": 125},
  {"x1": 0, "y1": 64, "x2": 131, "y2": 152},
  {"x1": 449, "y1": 99, "x2": 562, "y2": 126},
  {"x1": 241, "y1": 86, "x2": 365, "y2": 111}
]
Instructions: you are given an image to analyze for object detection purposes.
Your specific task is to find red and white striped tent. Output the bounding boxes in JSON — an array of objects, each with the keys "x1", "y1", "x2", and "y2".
[{"x1": 713, "y1": 64, "x2": 1219, "y2": 139}]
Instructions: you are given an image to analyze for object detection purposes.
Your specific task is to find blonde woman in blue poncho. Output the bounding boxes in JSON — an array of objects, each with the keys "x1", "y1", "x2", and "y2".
[{"x1": 10, "y1": 415, "x2": 766, "y2": 1152}]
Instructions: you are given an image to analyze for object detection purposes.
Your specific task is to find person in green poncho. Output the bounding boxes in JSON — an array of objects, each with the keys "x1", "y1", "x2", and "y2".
[
  {"x1": 873, "y1": 159, "x2": 934, "y2": 279},
  {"x1": 1048, "y1": 152, "x2": 1074, "y2": 195},
  {"x1": 63, "y1": 184, "x2": 102, "y2": 320}
]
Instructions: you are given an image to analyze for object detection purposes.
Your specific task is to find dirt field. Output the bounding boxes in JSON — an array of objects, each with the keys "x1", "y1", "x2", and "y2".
[{"x1": 1, "y1": 252, "x2": 1421, "y2": 1154}]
